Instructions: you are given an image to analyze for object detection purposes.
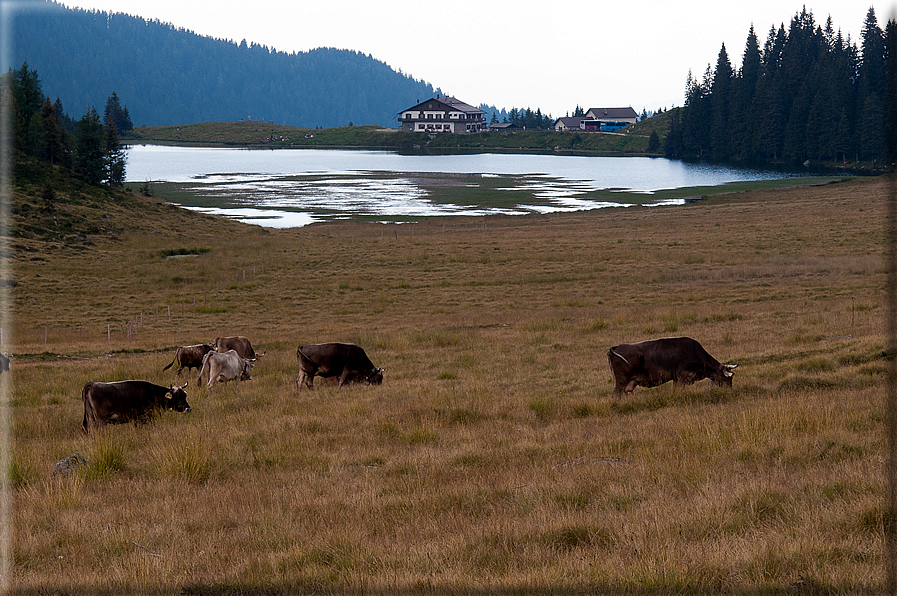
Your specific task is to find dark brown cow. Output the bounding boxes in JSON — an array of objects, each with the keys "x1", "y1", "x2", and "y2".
[
  {"x1": 297, "y1": 343, "x2": 383, "y2": 391},
  {"x1": 82, "y1": 380, "x2": 190, "y2": 433},
  {"x1": 212, "y1": 336, "x2": 261, "y2": 360},
  {"x1": 608, "y1": 337, "x2": 737, "y2": 398},
  {"x1": 0, "y1": 353, "x2": 9, "y2": 374},
  {"x1": 163, "y1": 343, "x2": 214, "y2": 375}
]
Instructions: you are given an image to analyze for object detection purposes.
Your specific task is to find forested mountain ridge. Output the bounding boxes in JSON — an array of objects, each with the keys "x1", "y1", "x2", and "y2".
[{"x1": 6, "y1": 1, "x2": 442, "y2": 128}]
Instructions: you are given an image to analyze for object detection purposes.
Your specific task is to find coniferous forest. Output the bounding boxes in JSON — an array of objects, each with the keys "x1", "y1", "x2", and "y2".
[
  {"x1": 665, "y1": 7, "x2": 890, "y2": 167},
  {"x1": 5, "y1": 1, "x2": 442, "y2": 129}
]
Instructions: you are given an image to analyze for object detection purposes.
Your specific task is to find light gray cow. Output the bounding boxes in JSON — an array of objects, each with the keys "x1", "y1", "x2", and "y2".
[{"x1": 198, "y1": 349, "x2": 254, "y2": 391}]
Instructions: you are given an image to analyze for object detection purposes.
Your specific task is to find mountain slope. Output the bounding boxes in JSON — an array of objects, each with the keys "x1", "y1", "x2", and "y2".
[{"x1": 6, "y1": 1, "x2": 440, "y2": 128}]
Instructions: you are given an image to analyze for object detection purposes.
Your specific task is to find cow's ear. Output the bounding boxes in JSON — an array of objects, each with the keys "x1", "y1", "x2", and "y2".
[{"x1": 165, "y1": 391, "x2": 173, "y2": 399}]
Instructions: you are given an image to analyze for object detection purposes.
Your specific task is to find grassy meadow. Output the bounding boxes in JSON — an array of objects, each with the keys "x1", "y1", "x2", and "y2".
[{"x1": 4, "y1": 170, "x2": 890, "y2": 594}]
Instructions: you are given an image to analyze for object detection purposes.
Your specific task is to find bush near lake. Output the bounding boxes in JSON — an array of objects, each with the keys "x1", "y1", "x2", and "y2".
[{"x1": 4, "y1": 156, "x2": 889, "y2": 593}]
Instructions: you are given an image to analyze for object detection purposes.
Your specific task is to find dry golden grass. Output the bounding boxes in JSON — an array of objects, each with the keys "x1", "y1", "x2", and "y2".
[{"x1": 5, "y1": 174, "x2": 890, "y2": 594}]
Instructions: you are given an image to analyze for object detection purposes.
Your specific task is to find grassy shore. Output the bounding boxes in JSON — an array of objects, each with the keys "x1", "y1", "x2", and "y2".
[
  {"x1": 5, "y1": 162, "x2": 889, "y2": 594},
  {"x1": 124, "y1": 117, "x2": 666, "y2": 155}
]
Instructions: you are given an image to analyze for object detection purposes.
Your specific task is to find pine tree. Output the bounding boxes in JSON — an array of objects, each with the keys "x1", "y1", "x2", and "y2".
[
  {"x1": 34, "y1": 97, "x2": 65, "y2": 165},
  {"x1": 74, "y1": 106, "x2": 105, "y2": 185},
  {"x1": 103, "y1": 91, "x2": 133, "y2": 134},
  {"x1": 647, "y1": 130, "x2": 661, "y2": 154},
  {"x1": 710, "y1": 44, "x2": 734, "y2": 160},
  {"x1": 104, "y1": 121, "x2": 127, "y2": 185},
  {"x1": 9, "y1": 62, "x2": 44, "y2": 154}
]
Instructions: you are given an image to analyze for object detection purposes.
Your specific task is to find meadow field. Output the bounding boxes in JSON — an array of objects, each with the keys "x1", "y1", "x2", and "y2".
[{"x1": 4, "y1": 172, "x2": 890, "y2": 594}]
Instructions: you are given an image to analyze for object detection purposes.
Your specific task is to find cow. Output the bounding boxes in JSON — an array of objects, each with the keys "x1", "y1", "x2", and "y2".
[
  {"x1": 212, "y1": 336, "x2": 263, "y2": 360},
  {"x1": 198, "y1": 349, "x2": 254, "y2": 391},
  {"x1": 607, "y1": 337, "x2": 737, "y2": 398},
  {"x1": 0, "y1": 353, "x2": 9, "y2": 374},
  {"x1": 297, "y1": 343, "x2": 384, "y2": 391},
  {"x1": 82, "y1": 380, "x2": 190, "y2": 433},
  {"x1": 162, "y1": 343, "x2": 214, "y2": 375}
]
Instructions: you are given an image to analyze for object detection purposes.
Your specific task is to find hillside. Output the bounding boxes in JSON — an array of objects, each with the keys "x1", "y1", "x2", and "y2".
[{"x1": 6, "y1": 1, "x2": 439, "y2": 128}]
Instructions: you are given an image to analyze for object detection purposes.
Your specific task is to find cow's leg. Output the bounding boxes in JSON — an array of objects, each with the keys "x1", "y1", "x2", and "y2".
[
  {"x1": 297, "y1": 371, "x2": 305, "y2": 391},
  {"x1": 337, "y1": 368, "x2": 351, "y2": 390}
]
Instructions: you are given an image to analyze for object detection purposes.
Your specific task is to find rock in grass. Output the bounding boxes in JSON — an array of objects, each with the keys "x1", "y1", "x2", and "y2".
[{"x1": 52, "y1": 453, "x2": 89, "y2": 477}]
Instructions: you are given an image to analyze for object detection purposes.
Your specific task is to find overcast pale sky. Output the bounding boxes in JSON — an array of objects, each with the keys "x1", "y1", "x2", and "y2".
[{"x1": 45, "y1": 1, "x2": 893, "y2": 117}]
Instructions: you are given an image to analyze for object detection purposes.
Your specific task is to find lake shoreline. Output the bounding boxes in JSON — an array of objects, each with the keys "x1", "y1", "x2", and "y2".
[{"x1": 125, "y1": 145, "x2": 851, "y2": 228}]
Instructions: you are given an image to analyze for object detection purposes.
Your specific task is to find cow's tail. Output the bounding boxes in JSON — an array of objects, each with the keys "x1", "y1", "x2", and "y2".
[
  {"x1": 198, "y1": 351, "x2": 212, "y2": 386},
  {"x1": 608, "y1": 348, "x2": 631, "y2": 367},
  {"x1": 81, "y1": 383, "x2": 92, "y2": 433},
  {"x1": 296, "y1": 347, "x2": 312, "y2": 366},
  {"x1": 162, "y1": 350, "x2": 178, "y2": 371}
]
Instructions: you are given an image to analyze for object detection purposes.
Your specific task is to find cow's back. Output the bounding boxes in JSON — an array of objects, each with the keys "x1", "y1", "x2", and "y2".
[{"x1": 215, "y1": 336, "x2": 255, "y2": 359}]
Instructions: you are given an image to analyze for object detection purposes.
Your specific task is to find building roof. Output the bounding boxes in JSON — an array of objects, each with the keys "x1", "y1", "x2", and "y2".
[
  {"x1": 399, "y1": 96, "x2": 485, "y2": 115},
  {"x1": 585, "y1": 107, "x2": 639, "y2": 119},
  {"x1": 554, "y1": 117, "x2": 587, "y2": 128}
]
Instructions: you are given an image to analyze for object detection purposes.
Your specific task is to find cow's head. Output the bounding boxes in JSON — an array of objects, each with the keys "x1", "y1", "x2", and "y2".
[
  {"x1": 715, "y1": 364, "x2": 738, "y2": 388},
  {"x1": 241, "y1": 359, "x2": 255, "y2": 381},
  {"x1": 166, "y1": 382, "x2": 191, "y2": 413},
  {"x1": 367, "y1": 367, "x2": 384, "y2": 386}
]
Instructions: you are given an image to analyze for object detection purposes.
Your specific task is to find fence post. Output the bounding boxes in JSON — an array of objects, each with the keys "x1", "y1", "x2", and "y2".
[
  {"x1": 167, "y1": 305, "x2": 171, "y2": 321},
  {"x1": 107, "y1": 324, "x2": 110, "y2": 340}
]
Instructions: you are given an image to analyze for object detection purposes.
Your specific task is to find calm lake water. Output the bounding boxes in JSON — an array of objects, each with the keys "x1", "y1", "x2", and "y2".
[{"x1": 125, "y1": 145, "x2": 809, "y2": 228}]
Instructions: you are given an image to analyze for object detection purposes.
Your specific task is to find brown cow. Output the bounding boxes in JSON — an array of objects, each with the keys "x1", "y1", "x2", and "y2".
[
  {"x1": 163, "y1": 343, "x2": 214, "y2": 375},
  {"x1": 608, "y1": 337, "x2": 737, "y2": 398},
  {"x1": 297, "y1": 343, "x2": 383, "y2": 391},
  {"x1": 82, "y1": 380, "x2": 190, "y2": 433},
  {"x1": 212, "y1": 336, "x2": 262, "y2": 360}
]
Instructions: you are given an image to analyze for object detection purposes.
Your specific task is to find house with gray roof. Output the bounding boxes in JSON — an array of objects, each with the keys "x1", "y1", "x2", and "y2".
[{"x1": 397, "y1": 96, "x2": 486, "y2": 133}]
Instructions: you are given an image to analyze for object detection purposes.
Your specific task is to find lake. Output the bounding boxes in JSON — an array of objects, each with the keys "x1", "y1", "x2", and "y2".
[{"x1": 125, "y1": 145, "x2": 812, "y2": 228}]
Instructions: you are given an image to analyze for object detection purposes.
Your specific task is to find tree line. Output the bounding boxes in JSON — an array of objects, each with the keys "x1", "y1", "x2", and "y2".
[
  {"x1": 665, "y1": 7, "x2": 890, "y2": 166},
  {"x1": 3, "y1": 62, "x2": 130, "y2": 186}
]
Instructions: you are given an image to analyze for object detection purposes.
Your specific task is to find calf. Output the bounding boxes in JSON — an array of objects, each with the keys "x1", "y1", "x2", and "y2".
[
  {"x1": 608, "y1": 337, "x2": 737, "y2": 397},
  {"x1": 82, "y1": 380, "x2": 190, "y2": 433},
  {"x1": 297, "y1": 343, "x2": 383, "y2": 391}
]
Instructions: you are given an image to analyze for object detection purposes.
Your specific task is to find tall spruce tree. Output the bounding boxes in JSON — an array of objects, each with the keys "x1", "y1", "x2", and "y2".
[
  {"x1": 103, "y1": 121, "x2": 127, "y2": 185},
  {"x1": 74, "y1": 106, "x2": 105, "y2": 184},
  {"x1": 858, "y1": 8, "x2": 886, "y2": 160},
  {"x1": 103, "y1": 91, "x2": 133, "y2": 134}
]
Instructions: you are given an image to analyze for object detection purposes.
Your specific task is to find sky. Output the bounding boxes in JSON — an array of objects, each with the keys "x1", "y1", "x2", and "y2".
[{"x1": 40, "y1": 1, "x2": 897, "y2": 117}]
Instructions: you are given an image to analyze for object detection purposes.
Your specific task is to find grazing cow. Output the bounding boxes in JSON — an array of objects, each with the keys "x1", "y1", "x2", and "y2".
[
  {"x1": 212, "y1": 336, "x2": 263, "y2": 360},
  {"x1": 0, "y1": 353, "x2": 9, "y2": 374},
  {"x1": 198, "y1": 349, "x2": 254, "y2": 390},
  {"x1": 607, "y1": 337, "x2": 737, "y2": 398},
  {"x1": 162, "y1": 343, "x2": 214, "y2": 375},
  {"x1": 297, "y1": 343, "x2": 384, "y2": 391},
  {"x1": 82, "y1": 381, "x2": 190, "y2": 433}
]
